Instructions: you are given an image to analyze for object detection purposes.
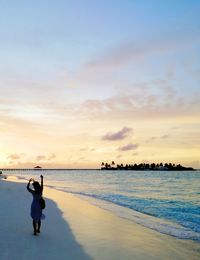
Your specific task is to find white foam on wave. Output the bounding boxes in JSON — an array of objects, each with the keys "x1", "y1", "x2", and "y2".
[
  {"x1": 76, "y1": 193, "x2": 200, "y2": 241},
  {"x1": 13, "y1": 174, "x2": 200, "y2": 241},
  {"x1": 44, "y1": 184, "x2": 200, "y2": 241}
]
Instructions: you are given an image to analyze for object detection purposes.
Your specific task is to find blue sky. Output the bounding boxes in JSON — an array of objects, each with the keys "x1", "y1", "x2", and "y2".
[{"x1": 0, "y1": 1, "x2": 200, "y2": 168}]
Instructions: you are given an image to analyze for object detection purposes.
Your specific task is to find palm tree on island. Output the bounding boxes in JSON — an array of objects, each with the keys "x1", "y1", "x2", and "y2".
[
  {"x1": 101, "y1": 162, "x2": 195, "y2": 171},
  {"x1": 111, "y1": 161, "x2": 115, "y2": 168}
]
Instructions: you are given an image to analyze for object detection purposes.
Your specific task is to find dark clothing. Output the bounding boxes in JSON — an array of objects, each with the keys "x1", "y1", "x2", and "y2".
[{"x1": 27, "y1": 183, "x2": 43, "y2": 221}]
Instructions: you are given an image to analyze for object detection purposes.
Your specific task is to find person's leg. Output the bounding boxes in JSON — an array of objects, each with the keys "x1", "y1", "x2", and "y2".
[
  {"x1": 37, "y1": 220, "x2": 41, "y2": 233},
  {"x1": 33, "y1": 220, "x2": 37, "y2": 235}
]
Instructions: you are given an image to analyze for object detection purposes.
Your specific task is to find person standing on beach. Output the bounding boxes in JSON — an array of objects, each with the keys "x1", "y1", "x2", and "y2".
[{"x1": 27, "y1": 175, "x2": 44, "y2": 236}]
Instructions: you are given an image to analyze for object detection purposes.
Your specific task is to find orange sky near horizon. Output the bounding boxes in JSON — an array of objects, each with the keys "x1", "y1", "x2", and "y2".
[{"x1": 0, "y1": 1, "x2": 200, "y2": 169}]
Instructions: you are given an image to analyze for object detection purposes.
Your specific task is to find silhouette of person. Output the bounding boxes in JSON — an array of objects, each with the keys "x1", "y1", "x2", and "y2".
[{"x1": 27, "y1": 175, "x2": 44, "y2": 235}]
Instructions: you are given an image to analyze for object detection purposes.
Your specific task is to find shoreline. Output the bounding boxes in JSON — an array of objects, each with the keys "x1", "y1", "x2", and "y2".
[
  {"x1": 74, "y1": 193, "x2": 200, "y2": 242},
  {"x1": 4, "y1": 173, "x2": 200, "y2": 241},
  {"x1": 1, "y1": 175, "x2": 200, "y2": 259}
]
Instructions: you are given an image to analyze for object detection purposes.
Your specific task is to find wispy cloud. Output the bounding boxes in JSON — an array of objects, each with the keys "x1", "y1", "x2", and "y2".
[
  {"x1": 85, "y1": 30, "x2": 200, "y2": 71},
  {"x1": 146, "y1": 134, "x2": 170, "y2": 143},
  {"x1": 102, "y1": 127, "x2": 132, "y2": 141},
  {"x1": 48, "y1": 153, "x2": 56, "y2": 160},
  {"x1": 118, "y1": 143, "x2": 139, "y2": 151},
  {"x1": 80, "y1": 147, "x2": 96, "y2": 152},
  {"x1": 161, "y1": 134, "x2": 169, "y2": 139},
  {"x1": 7, "y1": 153, "x2": 25, "y2": 160},
  {"x1": 36, "y1": 153, "x2": 56, "y2": 161},
  {"x1": 78, "y1": 80, "x2": 200, "y2": 120},
  {"x1": 116, "y1": 154, "x2": 122, "y2": 159},
  {"x1": 36, "y1": 155, "x2": 46, "y2": 161}
]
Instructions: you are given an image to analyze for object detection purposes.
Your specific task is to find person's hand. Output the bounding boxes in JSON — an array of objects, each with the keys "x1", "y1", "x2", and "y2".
[{"x1": 40, "y1": 175, "x2": 43, "y2": 178}]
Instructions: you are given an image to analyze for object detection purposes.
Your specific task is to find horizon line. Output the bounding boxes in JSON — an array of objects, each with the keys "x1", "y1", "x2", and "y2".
[{"x1": 0, "y1": 168, "x2": 100, "y2": 171}]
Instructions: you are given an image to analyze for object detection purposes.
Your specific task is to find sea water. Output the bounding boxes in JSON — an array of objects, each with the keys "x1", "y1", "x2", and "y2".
[{"x1": 10, "y1": 169, "x2": 200, "y2": 241}]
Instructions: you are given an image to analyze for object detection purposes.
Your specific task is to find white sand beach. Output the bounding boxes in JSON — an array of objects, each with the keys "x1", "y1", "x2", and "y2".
[{"x1": 0, "y1": 175, "x2": 200, "y2": 260}]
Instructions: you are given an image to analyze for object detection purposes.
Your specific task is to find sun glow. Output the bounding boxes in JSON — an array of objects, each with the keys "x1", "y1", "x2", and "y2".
[{"x1": 0, "y1": 1, "x2": 199, "y2": 169}]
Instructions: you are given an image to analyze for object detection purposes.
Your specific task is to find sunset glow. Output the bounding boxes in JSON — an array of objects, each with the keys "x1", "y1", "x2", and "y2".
[{"x1": 0, "y1": 1, "x2": 199, "y2": 168}]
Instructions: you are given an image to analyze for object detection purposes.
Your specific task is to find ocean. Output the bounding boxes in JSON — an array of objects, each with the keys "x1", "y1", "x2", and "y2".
[{"x1": 9, "y1": 169, "x2": 200, "y2": 241}]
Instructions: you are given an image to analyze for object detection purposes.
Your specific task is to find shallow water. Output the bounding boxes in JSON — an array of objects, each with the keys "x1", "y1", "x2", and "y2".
[{"x1": 9, "y1": 169, "x2": 200, "y2": 241}]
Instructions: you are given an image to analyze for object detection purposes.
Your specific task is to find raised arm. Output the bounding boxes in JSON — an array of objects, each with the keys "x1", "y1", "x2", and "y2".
[
  {"x1": 40, "y1": 175, "x2": 43, "y2": 192},
  {"x1": 27, "y1": 179, "x2": 33, "y2": 193}
]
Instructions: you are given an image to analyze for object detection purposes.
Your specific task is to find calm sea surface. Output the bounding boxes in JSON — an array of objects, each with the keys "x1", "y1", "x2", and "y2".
[{"x1": 10, "y1": 169, "x2": 200, "y2": 241}]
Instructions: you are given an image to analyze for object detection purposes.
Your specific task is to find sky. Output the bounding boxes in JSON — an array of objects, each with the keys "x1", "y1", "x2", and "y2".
[{"x1": 0, "y1": 0, "x2": 200, "y2": 169}]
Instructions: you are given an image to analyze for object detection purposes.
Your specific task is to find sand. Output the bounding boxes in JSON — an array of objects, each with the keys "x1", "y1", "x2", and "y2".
[{"x1": 0, "y1": 175, "x2": 200, "y2": 260}]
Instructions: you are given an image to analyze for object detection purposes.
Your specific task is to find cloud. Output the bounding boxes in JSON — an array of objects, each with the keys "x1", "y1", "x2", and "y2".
[
  {"x1": 102, "y1": 127, "x2": 132, "y2": 141},
  {"x1": 78, "y1": 81, "x2": 200, "y2": 120},
  {"x1": 85, "y1": 30, "x2": 200, "y2": 71},
  {"x1": 7, "y1": 153, "x2": 25, "y2": 160},
  {"x1": 146, "y1": 134, "x2": 170, "y2": 143},
  {"x1": 78, "y1": 157, "x2": 85, "y2": 161},
  {"x1": 146, "y1": 136, "x2": 157, "y2": 143},
  {"x1": 36, "y1": 155, "x2": 46, "y2": 161},
  {"x1": 80, "y1": 148, "x2": 87, "y2": 151},
  {"x1": 5, "y1": 160, "x2": 94, "y2": 169},
  {"x1": 36, "y1": 154, "x2": 56, "y2": 161},
  {"x1": 118, "y1": 143, "x2": 139, "y2": 151},
  {"x1": 116, "y1": 154, "x2": 122, "y2": 159},
  {"x1": 161, "y1": 134, "x2": 169, "y2": 139},
  {"x1": 48, "y1": 153, "x2": 56, "y2": 160},
  {"x1": 80, "y1": 147, "x2": 96, "y2": 152}
]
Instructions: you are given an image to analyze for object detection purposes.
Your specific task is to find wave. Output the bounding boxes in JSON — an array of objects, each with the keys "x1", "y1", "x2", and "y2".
[
  {"x1": 47, "y1": 185, "x2": 200, "y2": 242},
  {"x1": 13, "y1": 174, "x2": 200, "y2": 242}
]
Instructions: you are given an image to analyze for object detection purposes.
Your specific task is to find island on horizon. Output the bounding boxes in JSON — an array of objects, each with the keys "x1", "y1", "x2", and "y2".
[{"x1": 101, "y1": 162, "x2": 195, "y2": 171}]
